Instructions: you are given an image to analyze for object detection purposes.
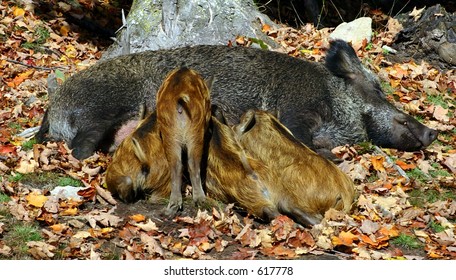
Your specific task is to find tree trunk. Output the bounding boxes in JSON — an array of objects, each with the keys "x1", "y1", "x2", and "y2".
[{"x1": 103, "y1": 0, "x2": 278, "y2": 59}]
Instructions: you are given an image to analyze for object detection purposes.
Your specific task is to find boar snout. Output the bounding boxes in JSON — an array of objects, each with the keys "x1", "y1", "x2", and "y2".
[{"x1": 393, "y1": 114, "x2": 438, "y2": 151}]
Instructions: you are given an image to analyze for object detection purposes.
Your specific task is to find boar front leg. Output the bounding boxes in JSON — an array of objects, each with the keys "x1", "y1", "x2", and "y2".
[{"x1": 70, "y1": 127, "x2": 107, "y2": 159}]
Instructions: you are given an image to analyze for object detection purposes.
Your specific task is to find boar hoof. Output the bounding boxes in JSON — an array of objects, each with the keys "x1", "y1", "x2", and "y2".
[{"x1": 71, "y1": 146, "x2": 96, "y2": 160}]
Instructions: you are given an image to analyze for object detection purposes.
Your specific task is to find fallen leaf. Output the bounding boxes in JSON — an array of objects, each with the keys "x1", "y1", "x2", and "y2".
[
  {"x1": 433, "y1": 105, "x2": 449, "y2": 123},
  {"x1": 26, "y1": 192, "x2": 48, "y2": 208},
  {"x1": 130, "y1": 214, "x2": 146, "y2": 222},
  {"x1": 372, "y1": 155, "x2": 385, "y2": 172},
  {"x1": 27, "y1": 241, "x2": 56, "y2": 259},
  {"x1": 132, "y1": 219, "x2": 159, "y2": 232},
  {"x1": 332, "y1": 231, "x2": 357, "y2": 246},
  {"x1": 395, "y1": 160, "x2": 416, "y2": 170},
  {"x1": 73, "y1": 231, "x2": 91, "y2": 239},
  {"x1": 360, "y1": 219, "x2": 380, "y2": 235}
]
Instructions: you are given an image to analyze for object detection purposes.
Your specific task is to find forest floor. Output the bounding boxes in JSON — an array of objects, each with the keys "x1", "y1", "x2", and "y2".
[{"x1": 0, "y1": 1, "x2": 455, "y2": 260}]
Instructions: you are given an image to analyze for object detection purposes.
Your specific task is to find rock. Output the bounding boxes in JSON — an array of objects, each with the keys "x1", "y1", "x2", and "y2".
[
  {"x1": 391, "y1": 4, "x2": 456, "y2": 71},
  {"x1": 50, "y1": 186, "x2": 85, "y2": 200},
  {"x1": 329, "y1": 17, "x2": 372, "y2": 46},
  {"x1": 438, "y1": 41, "x2": 456, "y2": 65}
]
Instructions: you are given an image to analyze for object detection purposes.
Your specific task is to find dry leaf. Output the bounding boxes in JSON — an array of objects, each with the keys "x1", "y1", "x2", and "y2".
[
  {"x1": 26, "y1": 192, "x2": 48, "y2": 208},
  {"x1": 132, "y1": 219, "x2": 159, "y2": 232}
]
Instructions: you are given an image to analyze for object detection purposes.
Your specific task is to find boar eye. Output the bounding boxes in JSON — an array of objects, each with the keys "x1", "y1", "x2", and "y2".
[{"x1": 403, "y1": 121, "x2": 407, "y2": 126}]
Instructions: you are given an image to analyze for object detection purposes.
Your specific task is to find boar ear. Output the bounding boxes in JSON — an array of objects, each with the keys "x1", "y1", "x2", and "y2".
[
  {"x1": 205, "y1": 75, "x2": 215, "y2": 92},
  {"x1": 211, "y1": 104, "x2": 228, "y2": 125},
  {"x1": 325, "y1": 40, "x2": 362, "y2": 80},
  {"x1": 131, "y1": 137, "x2": 148, "y2": 164},
  {"x1": 237, "y1": 110, "x2": 256, "y2": 134}
]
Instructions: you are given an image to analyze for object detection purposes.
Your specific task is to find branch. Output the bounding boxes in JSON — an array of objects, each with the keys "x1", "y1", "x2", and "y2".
[
  {"x1": 6, "y1": 59, "x2": 67, "y2": 71},
  {"x1": 374, "y1": 146, "x2": 410, "y2": 185}
]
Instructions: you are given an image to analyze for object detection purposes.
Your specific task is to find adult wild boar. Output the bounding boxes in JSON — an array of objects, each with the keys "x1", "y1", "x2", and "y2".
[{"x1": 36, "y1": 40, "x2": 438, "y2": 160}]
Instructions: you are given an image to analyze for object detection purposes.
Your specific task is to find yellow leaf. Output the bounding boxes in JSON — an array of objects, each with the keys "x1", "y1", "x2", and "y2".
[
  {"x1": 13, "y1": 7, "x2": 25, "y2": 17},
  {"x1": 371, "y1": 155, "x2": 385, "y2": 172},
  {"x1": 101, "y1": 227, "x2": 113, "y2": 234},
  {"x1": 65, "y1": 45, "x2": 77, "y2": 59},
  {"x1": 60, "y1": 207, "x2": 78, "y2": 216},
  {"x1": 26, "y1": 193, "x2": 48, "y2": 208}
]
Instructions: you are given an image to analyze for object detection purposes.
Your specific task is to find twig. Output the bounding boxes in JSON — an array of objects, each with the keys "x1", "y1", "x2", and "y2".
[
  {"x1": 6, "y1": 59, "x2": 66, "y2": 71},
  {"x1": 374, "y1": 146, "x2": 410, "y2": 184}
]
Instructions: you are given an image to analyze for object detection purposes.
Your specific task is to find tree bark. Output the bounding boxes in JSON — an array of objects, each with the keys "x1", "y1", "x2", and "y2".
[{"x1": 103, "y1": 0, "x2": 278, "y2": 59}]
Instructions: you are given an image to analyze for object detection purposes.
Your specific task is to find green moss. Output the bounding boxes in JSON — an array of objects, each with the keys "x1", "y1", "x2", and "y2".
[
  {"x1": 0, "y1": 192, "x2": 11, "y2": 203},
  {"x1": 21, "y1": 139, "x2": 36, "y2": 151},
  {"x1": 391, "y1": 233, "x2": 423, "y2": 249},
  {"x1": 406, "y1": 168, "x2": 430, "y2": 183},
  {"x1": 428, "y1": 221, "x2": 445, "y2": 233}
]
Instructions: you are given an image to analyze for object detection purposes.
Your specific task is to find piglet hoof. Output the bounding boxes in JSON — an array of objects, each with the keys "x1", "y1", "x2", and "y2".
[
  {"x1": 192, "y1": 192, "x2": 206, "y2": 208},
  {"x1": 164, "y1": 198, "x2": 182, "y2": 218}
]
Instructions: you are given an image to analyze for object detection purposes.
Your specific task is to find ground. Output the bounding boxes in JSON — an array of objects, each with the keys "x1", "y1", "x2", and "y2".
[{"x1": 0, "y1": 1, "x2": 455, "y2": 260}]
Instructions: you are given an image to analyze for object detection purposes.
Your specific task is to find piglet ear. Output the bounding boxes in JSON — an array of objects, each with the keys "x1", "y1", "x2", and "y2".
[
  {"x1": 131, "y1": 137, "x2": 148, "y2": 164},
  {"x1": 236, "y1": 110, "x2": 256, "y2": 135},
  {"x1": 325, "y1": 40, "x2": 362, "y2": 81}
]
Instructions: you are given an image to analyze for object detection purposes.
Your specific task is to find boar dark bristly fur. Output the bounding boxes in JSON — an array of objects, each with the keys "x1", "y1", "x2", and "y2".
[
  {"x1": 155, "y1": 67, "x2": 212, "y2": 216},
  {"x1": 322, "y1": 40, "x2": 438, "y2": 152},
  {"x1": 36, "y1": 40, "x2": 438, "y2": 160},
  {"x1": 234, "y1": 110, "x2": 355, "y2": 226}
]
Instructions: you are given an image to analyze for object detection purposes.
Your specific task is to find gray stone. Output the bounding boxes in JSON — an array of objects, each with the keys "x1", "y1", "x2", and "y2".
[{"x1": 329, "y1": 17, "x2": 373, "y2": 45}]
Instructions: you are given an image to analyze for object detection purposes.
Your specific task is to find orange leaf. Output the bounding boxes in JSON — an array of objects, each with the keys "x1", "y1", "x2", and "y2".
[
  {"x1": 378, "y1": 226, "x2": 400, "y2": 238},
  {"x1": 371, "y1": 155, "x2": 385, "y2": 172},
  {"x1": 49, "y1": 224, "x2": 65, "y2": 233},
  {"x1": 60, "y1": 25, "x2": 70, "y2": 36},
  {"x1": 130, "y1": 214, "x2": 146, "y2": 222},
  {"x1": 332, "y1": 231, "x2": 357, "y2": 246},
  {"x1": 360, "y1": 234, "x2": 378, "y2": 246},
  {"x1": 395, "y1": 160, "x2": 416, "y2": 170},
  {"x1": 8, "y1": 69, "x2": 34, "y2": 88},
  {"x1": 262, "y1": 24, "x2": 271, "y2": 32}
]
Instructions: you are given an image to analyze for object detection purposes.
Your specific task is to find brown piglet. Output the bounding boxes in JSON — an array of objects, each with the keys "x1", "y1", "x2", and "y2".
[
  {"x1": 233, "y1": 110, "x2": 356, "y2": 226},
  {"x1": 155, "y1": 67, "x2": 212, "y2": 216}
]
